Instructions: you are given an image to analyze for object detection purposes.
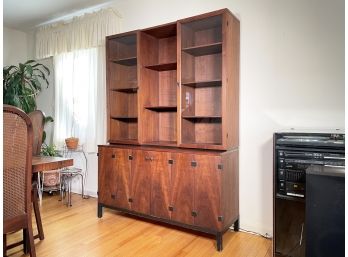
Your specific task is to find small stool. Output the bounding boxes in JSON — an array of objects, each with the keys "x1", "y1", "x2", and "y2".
[{"x1": 60, "y1": 167, "x2": 85, "y2": 206}]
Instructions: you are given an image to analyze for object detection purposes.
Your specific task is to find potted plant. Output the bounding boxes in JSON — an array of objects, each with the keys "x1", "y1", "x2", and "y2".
[
  {"x1": 3, "y1": 60, "x2": 54, "y2": 142},
  {"x1": 3, "y1": 60, "x2": 50, "y2": 113}
]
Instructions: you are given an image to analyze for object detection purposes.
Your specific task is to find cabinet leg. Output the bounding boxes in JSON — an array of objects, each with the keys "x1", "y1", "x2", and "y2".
[
  {"x1": 234, "y1": 218, "x2": 240, "y2": 232},
  {"x1": 216, "y1": 233, "x2": 223, "y2": 251},
  {"x1": 97, "y1": 203, "x2": 103, "y2": 218}
]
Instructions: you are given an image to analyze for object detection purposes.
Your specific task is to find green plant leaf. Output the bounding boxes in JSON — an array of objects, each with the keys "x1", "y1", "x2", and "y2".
[
  {"x1": 44, "y1": 116, "x2": 54, "y2": 123},
  {"x1": 3, "y1": 60, "x2": 51, "y2": 113}
]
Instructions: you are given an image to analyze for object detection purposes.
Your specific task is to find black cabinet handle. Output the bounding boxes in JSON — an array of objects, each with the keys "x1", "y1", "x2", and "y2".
[
  {"x1": 191, "y1": 161, "x2": 197, "y2": 167},
  {"x1": 111, "y1": 194, "x2": 116, "y2": 199},
  {"x1": 168, "y1": 206, "x2": 174, "y2": 211},
  {"x1": 112, "y1": 154, "x2": 115, "y2": 159},
  {"x1": 191, "y1": 211, "x2": 197, "y2": 217},
  {"x1": 128, "y1": 198, "x2": 133, "y2": 203}
]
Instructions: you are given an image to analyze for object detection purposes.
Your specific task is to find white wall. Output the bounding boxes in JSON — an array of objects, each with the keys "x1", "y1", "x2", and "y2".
[
  {"x1": 108, "y1": 0, "x2": 344, "y2": 235},
  {"x1": 3, "y1": 27, "x2": 29, "y2": 66}
]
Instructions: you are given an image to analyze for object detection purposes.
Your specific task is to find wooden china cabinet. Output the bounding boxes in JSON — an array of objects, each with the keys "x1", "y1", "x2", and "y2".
[{"x1": 98, "y1": 9, "x2": 240, "y2": 251}]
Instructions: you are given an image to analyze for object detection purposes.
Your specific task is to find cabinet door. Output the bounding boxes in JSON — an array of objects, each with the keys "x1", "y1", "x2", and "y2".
[
  {"x1": 193, "y1": 154, "x2": 222, "y2": 230},
  {"x1": 131, "y1": 150, "x2": 152, "y2": 214},
  {"x1": 98, "y1": 147, "x2": 116, "y2": 206},
  {"x1": 170, "y1": 153, "x2": 194, "y2": 225},
  {"x1": 98, "y1": 147, "x2": 117, "y2": 207},
  {"x1": 98, "y1": 147, "x2": 132, "y2": 209},
  {"x1": 150, "y1": 151, "x2": 172, "y2": 219},
  {"x1": 113, "y1": 148, "x2": 132, "y2": 209}
]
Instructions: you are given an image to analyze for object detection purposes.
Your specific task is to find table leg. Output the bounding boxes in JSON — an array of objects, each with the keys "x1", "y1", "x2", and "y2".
[
  {"x1": 37, "y1": 172, "x2": 43, "y2": 204},
  {"x1": 32, "y1": 183, "x2": 45, "y2": 240}
]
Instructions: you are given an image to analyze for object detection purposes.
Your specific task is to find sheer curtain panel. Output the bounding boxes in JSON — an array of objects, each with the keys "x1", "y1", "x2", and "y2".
[{"x1": 53, "y1": 47, "x2": 106, "y2": 153}]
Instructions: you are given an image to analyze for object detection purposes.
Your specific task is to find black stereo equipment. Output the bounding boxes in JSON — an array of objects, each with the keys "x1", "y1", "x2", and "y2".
[
  {"x1": 276, "y1": 133, "x2": 344, "y2": 198},
  {"x1": 273, "y1": 131, "x2": 345, "y2": 257}
]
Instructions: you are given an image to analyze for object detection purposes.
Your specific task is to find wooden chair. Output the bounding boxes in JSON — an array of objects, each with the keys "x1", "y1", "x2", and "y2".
[
  {"x1": 28, "y1": 110, "x2": 45, "y2": 156},
  {"x1": 3, "y1": 105, "x2": 36, "y2": 257},
  {"x1": 28, "y1": 110, "x2": 46, "y2": 241}
]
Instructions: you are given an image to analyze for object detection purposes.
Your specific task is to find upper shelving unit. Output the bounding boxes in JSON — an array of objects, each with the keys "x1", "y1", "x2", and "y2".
[{"x1": 105, "y1": 9, "x2": 240, "y2": 150}]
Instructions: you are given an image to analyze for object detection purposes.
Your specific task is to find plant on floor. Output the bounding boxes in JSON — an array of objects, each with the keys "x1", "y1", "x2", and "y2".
[{"x1": 3, "y1": 60, "x2": 50, "y2": 113}]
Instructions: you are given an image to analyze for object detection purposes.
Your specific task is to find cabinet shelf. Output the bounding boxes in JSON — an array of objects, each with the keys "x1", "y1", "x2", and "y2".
[
  {"x1": 111, "y1": 87, "x2": 138, "y2": 93},
  {"x1": 145, "y1": 62, "x2": 177, "y2": 71},
  {"x1": 143, "y1": 140, "x2": 177, "y2": 147},
  {"x1": 111, "y1": 116, "x2": 138, "y2": 121},
  {"x1": 181, "y1": 79, "x2": 222, "y2": 88},
  {"x1": 182, "y1": 115, "x2": 222, "y2": 120},
  {"x1": 109, "y1": 139, "x2": 139, "y2": 145},
  {"x1": 144, "y1": 105, "x2": 177, "y2": 111},
  {"x1": 110, "y1": 57, "x2": 137, "y2": 66},
  {"x1": 182, "y1": 42, "x2": 222, "y2": 56}
]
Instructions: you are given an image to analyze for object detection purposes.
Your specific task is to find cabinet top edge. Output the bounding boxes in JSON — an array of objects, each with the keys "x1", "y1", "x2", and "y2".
[
  {"x1": 98, "y1": 144, "x2": 238, "y2": 155},
  {"x1": 106, "y1": 30, "x2": 139, "y2": 40},
  {"x1": 178, "y1": 8, "x2": 238, "y2": 23},
  {"x1": 106, "y1": 8, "x2": 239, "y2": 40}
]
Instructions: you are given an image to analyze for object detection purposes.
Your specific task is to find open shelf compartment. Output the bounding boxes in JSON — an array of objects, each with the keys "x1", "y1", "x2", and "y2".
[{"x1": 140, "y1": 23, "x2": 178, "y2": 146}]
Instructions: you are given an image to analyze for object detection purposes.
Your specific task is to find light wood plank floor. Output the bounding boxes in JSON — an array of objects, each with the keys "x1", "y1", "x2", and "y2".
[{"x1": 7, "y1": 194, "x2": 272, "y2": 257}]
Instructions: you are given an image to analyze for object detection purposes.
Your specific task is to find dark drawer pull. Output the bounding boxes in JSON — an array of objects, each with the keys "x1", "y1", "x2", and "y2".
[
  {"x1": 191, "y1": 211, "x2": 197, "y2": 217},
  {"x1": 111, "y1": 194, "x2": 116, "y2": 199},
  {"x1": 191, "y1": 161, "x2": 197, "y2": 167},
  {"x1": 168, "y1": 159, "x2": 174, "y2": 164},
  {"x1": 128, "y1": 155, "x2": 133, "y2": 160},
  {"x1": 112, "y1": 154, "x2": 116, "y2": 159},
  {"x1": 128, "y1": 198, "x2": 133, "y2": 203},
  {"x1": 168, "y1": 206, "x2": 174, "y2": 211}
]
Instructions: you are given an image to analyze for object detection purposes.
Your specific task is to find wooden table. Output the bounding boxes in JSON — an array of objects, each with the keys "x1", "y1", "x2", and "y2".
[
  {"x1": 31, "y1": 156, "x2": 73, "y2": 241},
  {"x1": 32, "y1": 156, "x2": 73, "y2": 173}
]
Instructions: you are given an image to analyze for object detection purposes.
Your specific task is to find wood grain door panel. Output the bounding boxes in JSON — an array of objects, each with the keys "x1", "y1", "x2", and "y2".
[
  {"x1": 150, "y1": 151, "x2": 172, "y2": 219},
  {"x1": 98, "y1": 147, "x2": 117, "y2": 207},
  {"x1": 114, "y1": 148, "x2": 132, "y2": 210},
  {"x1": 193, "y1": 154, "x2": 222, "y2": 230},
  {"x1": 170, "y1": 153, "x2": 194, "y2": 225},
  {"x1": 131, "y1": 150, "x2": 151, "y2": 214}
]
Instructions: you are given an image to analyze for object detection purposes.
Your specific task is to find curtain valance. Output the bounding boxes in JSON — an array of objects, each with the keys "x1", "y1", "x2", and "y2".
[{"x1": 36, "y1": 8, "x2": 121, "y2": 59}]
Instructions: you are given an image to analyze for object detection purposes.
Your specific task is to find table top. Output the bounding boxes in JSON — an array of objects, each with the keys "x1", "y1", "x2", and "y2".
[{"x1": 32, "y1": 156, "x2": 73, "y2": 173}]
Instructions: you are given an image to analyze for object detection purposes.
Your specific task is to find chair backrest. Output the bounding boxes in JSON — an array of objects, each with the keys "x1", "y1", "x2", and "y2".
[
  {"x1": 3, "y1": 105, "x2": 33, "y2": 232},
  {"x1": 28, "y1": 110, "x2": 45, "y2": 155}
]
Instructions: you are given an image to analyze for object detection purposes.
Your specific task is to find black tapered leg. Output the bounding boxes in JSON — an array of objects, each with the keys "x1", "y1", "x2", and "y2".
[
  {"x1": 23, "y1": 229, "x2": 29, "y2": 254},
  {"x1": 216, "y1": 233, "x2": 223, "y2": 251},
  {"x1": 4, "y1": 234, "x2": 7, "y2": 257},
  {"x1": 234, "y1": 218, "x2": 240, "y2": 232},
  {"x1": 97, "y1": 203, "x2": 103, "y2": 218}
]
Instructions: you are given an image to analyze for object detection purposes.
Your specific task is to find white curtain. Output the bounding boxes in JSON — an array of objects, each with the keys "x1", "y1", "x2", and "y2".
[
  {"x1": 53, "y1": 47, "x2": 106, "y2": 153},
  {"x1": 36, "y1": 8, "x2": 121, "y2": 59}
]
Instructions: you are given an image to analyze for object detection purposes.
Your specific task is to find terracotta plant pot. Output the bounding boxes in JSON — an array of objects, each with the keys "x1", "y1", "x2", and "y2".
[{"x1": 65, "y1": 137, "x2": 79, "y2": 150}]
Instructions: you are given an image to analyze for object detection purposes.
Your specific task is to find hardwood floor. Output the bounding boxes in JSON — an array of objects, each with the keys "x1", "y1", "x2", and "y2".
[{"x1": 6, "y1": 194, "x2": 272, "y2": 257}]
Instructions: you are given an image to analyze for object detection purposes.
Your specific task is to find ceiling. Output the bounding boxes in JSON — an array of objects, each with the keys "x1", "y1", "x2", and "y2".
[{"x1": 4, "y1": 0, "x2": 115, "y2": 31}]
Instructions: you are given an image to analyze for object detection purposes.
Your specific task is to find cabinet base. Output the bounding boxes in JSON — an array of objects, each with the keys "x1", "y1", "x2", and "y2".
[{"x1": 98, "y1": 202, "x2": 239, "y2": 252}]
